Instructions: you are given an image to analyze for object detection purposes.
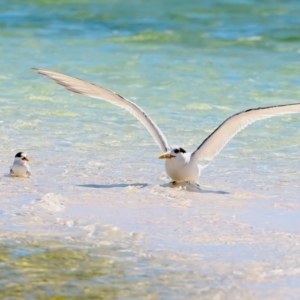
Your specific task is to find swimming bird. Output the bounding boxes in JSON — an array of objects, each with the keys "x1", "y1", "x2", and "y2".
[
  {"x1": 10, "y1": 152, "x2": 31, "y2": 178},
  {"x1": 33, "y1": 68, "x2": 300, "y2": 185}
]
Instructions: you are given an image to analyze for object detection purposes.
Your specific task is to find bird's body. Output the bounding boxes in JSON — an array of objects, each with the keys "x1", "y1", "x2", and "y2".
[
  {"x1": 33, "y1": 68, "x2": 300, "y2": 185},
  {"x1": 10, "y1": 152, "x2": 31, "y2": 178},
  {"x1": 162, "y1": 149, "x2": 198, "y2": 183}
]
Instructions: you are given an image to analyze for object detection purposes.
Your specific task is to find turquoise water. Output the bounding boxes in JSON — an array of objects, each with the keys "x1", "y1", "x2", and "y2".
[{"x1": 1, "y1": 0, "x2": 300, "y2": 298}]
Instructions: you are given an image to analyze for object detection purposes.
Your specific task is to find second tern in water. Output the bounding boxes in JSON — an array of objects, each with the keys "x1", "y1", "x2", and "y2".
[
  {"x1": 10, "y1": 152, "x2": 31, "y2": 178},
  {"x1": 33, "y1": 68, "x2": 300, "y2": 185}
]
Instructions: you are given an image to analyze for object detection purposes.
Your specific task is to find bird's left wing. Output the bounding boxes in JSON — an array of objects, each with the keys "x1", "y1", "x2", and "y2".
[
  {"x1": 192, "y1": 103, "x2": 300, "y2": 161},
  {"x1": 32, "y1": 68, "x2": 169, "y2": 152}
]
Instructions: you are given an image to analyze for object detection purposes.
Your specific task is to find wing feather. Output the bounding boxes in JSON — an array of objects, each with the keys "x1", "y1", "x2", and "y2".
[
  {"x1": 32, "y1": 68, "x2": 169, "y2": 152},
  {"x1": 192, "y1": 103, "x2": 300, "y2": 161}
]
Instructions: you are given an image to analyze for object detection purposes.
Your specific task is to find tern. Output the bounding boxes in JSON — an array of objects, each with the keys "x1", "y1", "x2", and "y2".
[
  {"x1": 10, "y1": 152, "x2": 31, "y2": 178},
  {"x1": 33, "y1": 68, "x2": 300, "y2": 185}
]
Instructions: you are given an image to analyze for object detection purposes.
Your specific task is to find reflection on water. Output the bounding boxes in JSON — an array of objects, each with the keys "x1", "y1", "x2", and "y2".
[
  {"x1": 0, "y1": 238, "x2": 154, "y2": 299},
  {"x1": 161, "y1": 181, "x2": 230, "y2": 194},
  {"x1": 0, "y1": 237, "x2": 236, "y2": 299},
  {"x1": 1, "y1": 226, "x2": 300, "y2": 300}
]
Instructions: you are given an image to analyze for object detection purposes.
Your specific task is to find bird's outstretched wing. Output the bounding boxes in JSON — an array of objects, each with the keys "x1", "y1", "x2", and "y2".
[
  {"x1": 32, "y1": 68, "x2": 169, "y2": 152},
  {"x1": 192, "y1": 103, "x2": 300, "y2": 161}
]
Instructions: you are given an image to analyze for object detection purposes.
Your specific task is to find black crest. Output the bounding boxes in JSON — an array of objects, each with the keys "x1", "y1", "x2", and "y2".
[
  {"x1": 174, "y1": 147, "x2": 186, "y2": 154},
  {"x1": 15, "y1": 152, "x2": 23, "y2": 158}
]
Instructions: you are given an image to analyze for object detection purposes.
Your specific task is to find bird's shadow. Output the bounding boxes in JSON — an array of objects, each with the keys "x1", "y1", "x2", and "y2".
[
  {"x1": 161, "y1": 182, "x2": 230, "y2": 194},
  {"x1": 78, "y1": 182, "x2": 229, "y2": 194},
  {"x1": 77, "y1": 183, "x2": 148, "y2": 189}
]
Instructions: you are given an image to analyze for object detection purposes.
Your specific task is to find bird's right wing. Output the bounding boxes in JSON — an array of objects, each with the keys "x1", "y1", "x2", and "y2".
[
  {"x1": 192, "y1": 103, "x2": 300, "y2": 161},
  {"x1": 33, "y1": 68, "x2": 169, "y2": 152}
]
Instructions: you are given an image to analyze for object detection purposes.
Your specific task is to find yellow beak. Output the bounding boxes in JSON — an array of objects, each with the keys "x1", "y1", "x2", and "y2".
[
  {"x1": 158, "y1": 152, "x2": 175, "y2": 159},
  {"x1": 22, "y1": 157, "x2": 30, "y2": 162}
]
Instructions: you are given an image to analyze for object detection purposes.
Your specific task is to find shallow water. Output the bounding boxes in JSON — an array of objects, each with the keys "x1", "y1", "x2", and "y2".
[{"x1": 1, "y1": 0, "x2": 300, "y2": 298}]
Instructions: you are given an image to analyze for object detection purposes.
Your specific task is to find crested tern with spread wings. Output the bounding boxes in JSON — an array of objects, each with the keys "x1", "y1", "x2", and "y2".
[{"x1": 33, "y1": 68, "x2": 300, "y2": 185}]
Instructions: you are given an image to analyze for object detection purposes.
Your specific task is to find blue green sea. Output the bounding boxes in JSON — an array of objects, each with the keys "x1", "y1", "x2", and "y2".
[{"x1": 0, "y1": 0, "x2": 300, "y2": 299}]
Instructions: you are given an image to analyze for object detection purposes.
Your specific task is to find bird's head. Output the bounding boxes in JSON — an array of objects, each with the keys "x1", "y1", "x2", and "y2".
[
  {"x1": 158, "y1": 147, "x2": 187, "y2": 160},
  {"x1": 14, "y1": 152, "x2": 30, "y2": 163}
]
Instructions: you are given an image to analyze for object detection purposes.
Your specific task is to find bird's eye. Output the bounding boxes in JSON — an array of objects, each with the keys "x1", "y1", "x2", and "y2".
[{"x1": 174, "y1": 149, "x2": 179, "y2": 154}]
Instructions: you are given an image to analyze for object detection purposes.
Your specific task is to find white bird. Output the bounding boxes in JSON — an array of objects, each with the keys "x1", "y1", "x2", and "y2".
[
  {"x1": 33, "y1": 68, "x2": 300, "y2": 185},
  {"x1": 10, "y1": 152, "x2": 31, "y2": 178}
]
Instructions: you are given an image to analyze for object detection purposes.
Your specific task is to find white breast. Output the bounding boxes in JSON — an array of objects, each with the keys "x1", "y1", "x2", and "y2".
[
  {"x1": 165, "y1": 153, "x2": 199, "y2": 182},
  {"x1": 11, "y1": 164, "x2": 30, "y2": 177}
]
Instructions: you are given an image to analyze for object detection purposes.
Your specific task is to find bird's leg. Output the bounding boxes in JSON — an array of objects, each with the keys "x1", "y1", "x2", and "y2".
[{"x1": 187, "y1": 181, "x2": 200, "y2": 187}]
